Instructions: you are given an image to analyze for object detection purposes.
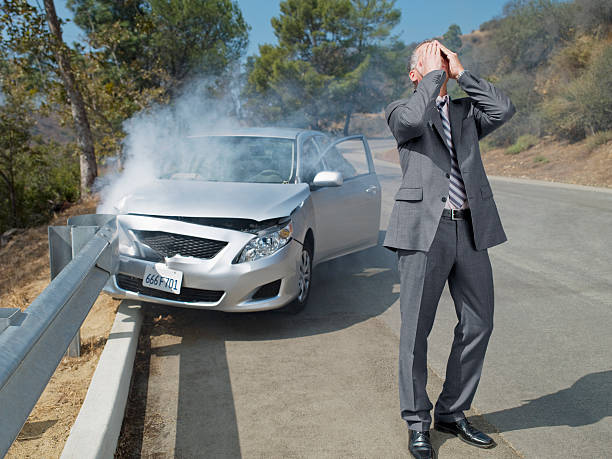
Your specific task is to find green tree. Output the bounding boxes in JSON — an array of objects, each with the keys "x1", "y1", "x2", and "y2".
[
  {"x1": 0, "y1": 61, "x2": 79, "y2": 232},
  {"x1": 244, "y1": 0, "x2": 401, "y2": 134},
  {"x1": 68, "y1": 0, "x2": 250, "y2": 91},
  {"x1": 0, "y1": 83, "x2": 32, "y2": 227},
  {"x1": 1, "y1": 0, "x2": 98, "y2": 195},
  {"x1": 0, "y1": 0, "x2": 55, "y2": 100},
  {"x1": 66, "y1": 0, "x2": 249, "y2": 160},
  {"x1": 441, "y1": 24, "x2": 462, "y2": 50},
  {"x1": 44, "y1": 0, "x2": 98, "y2": 194}
]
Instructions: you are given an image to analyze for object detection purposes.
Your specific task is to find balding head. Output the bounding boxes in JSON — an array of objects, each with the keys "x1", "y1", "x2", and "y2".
[
  {"x1": 408, "y1": 39, "x2": 449, "y2": 89},
  {"x1": 409, "y1": 39, "x2": 435, "y2": 73}
]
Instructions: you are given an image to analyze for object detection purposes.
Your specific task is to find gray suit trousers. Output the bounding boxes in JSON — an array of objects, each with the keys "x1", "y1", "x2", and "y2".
[{"x1": 397, "y1": 214, "x2": 494, "y2": 431}]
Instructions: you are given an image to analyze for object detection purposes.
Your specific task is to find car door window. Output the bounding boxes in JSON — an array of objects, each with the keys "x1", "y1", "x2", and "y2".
[
  {"x1": 323, "y1": 145, "x2": 358, "y2": 179},
  {"x1": 315, "y1": 137, "x2": 371, "y2": 180},
  {"x1": 300, "y1": 137, "x2": 326, "y2": 183},
  {"x1": 328, "y1": 138, "x2": 370, "y2": 179}
]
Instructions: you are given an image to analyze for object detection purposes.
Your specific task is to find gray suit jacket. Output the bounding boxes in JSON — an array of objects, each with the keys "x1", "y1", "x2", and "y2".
[{"x1": 384, "y1": 69, "x2": 515, "y2": 252}]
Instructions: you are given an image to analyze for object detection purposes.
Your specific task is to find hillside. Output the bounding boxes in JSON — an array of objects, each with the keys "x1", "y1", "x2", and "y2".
[
  {"x1": 374, "y1": 137, "x2": 612, "y2": 189},
  {"x1": 479, "y1": 137, "x2": 612, "y2": 188},
  {"x1": 369, "y1": 121, "x2": 612, "y2": 189}
]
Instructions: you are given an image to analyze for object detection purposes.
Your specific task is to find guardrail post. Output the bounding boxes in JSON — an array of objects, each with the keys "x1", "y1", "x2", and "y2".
[
  {"x1": 49, "y1": 224, "x2": 102, "y2": 357},
  {"x1": 70, "y1": 227, "x2": 99, "y2": 357},
  {"x1": 49, "y1": 226, "x2": 77, "y2": 356}
]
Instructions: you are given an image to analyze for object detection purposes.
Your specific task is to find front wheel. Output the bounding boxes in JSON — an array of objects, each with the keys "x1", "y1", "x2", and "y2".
[{"x1": 283, "y1": 243, "x2": 313, "y2": 314}]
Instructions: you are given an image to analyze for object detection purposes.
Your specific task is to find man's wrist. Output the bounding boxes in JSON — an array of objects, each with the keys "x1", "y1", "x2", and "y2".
[{"x1": 456, "y1": 69, "x2": 466, "y2": 80}]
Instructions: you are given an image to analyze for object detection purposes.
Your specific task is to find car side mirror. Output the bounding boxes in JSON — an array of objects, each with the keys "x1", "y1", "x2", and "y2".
[{"x1": 312, "y1": 171, "x2": 343, "y2": 187}]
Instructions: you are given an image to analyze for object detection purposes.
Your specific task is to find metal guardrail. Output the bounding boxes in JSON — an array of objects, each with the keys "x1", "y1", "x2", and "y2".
[{"x1": 0, "y1": 214, "x2": 118, "y2": 457}]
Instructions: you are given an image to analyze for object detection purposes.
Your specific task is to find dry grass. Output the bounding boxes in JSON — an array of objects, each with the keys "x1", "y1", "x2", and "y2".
[
  {"x1": 481, "y1": 137, "x2": 612, "y2": 187},
  {"x1": 2, "y1": 194, "x2": 121, "y2": 459}
]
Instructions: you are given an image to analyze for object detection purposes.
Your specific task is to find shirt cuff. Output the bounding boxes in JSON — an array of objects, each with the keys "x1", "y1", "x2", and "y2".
[{"x1": 457, "y1": 69, "x2": 466, "y2": 80}]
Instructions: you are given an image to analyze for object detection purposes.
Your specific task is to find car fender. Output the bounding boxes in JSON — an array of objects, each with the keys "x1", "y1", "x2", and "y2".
[{"x1": 289, "y1": 193, "x2": 315, "y2": 248}]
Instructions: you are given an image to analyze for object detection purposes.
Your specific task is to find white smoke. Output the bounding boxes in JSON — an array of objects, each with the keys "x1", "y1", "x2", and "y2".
[
  {"x1": 94, "y1": 70, "x2": 383, "y2": 214},
  {"x1": 96, "y1": 79, "x2": 240, "y2": 213}
]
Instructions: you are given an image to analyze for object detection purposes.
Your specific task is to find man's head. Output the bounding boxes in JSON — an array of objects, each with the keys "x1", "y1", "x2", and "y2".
[{"x1": 409, "y1": 39, "x2": 449, "y2": 89}]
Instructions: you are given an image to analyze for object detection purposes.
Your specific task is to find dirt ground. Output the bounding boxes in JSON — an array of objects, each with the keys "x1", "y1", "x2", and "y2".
[
  {"x1": 375, "y1": 136, "x2": 612, "y2": 188},
  {"x1": 1, "y1": 196, "x2": 121, "y2": 459}
]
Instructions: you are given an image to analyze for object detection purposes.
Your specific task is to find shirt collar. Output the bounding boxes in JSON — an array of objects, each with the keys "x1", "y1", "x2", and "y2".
[{"x1": 436, "y1": 94, "x2": 449, "y2": 109}]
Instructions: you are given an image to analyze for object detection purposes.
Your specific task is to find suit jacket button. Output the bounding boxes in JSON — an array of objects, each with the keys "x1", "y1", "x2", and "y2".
[
  {"x1": 445, "y1": 173, "x2": 450, "y2": 178},
  {"x1": 441, "y1": 197, "x2": 447, "y2": 202}
]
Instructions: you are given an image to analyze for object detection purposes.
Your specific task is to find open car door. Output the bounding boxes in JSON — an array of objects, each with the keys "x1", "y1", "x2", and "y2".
[{"x1": 309, "y1": 135, "x2": 381, "y2": 263}]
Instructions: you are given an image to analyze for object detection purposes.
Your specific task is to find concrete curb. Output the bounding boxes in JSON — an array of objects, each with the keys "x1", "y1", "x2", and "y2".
[
  {"x1": 61, "y1": 300, "x2": 142, "y2": 459},
  {"x1": 489, "y1": 174, "x2": 612, "y2": 193}
]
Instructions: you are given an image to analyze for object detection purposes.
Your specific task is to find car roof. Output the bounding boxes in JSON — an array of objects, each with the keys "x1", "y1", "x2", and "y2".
[{"x1": 187, "y1": 127, "x2": 325, "y2": 140}]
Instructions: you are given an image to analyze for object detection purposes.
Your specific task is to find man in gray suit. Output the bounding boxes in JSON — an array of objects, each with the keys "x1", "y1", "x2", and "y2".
[{"x1": 384, "y1": 40, "x2": 515, "y2": 459}]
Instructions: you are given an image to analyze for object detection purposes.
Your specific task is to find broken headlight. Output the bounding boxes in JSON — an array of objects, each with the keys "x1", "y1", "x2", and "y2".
[{"x1": 236, "y1": 221, "x2": 293, "y2": 263}]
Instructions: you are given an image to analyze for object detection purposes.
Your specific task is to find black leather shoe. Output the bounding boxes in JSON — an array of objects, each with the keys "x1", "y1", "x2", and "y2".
[
  {"x1": 408, "y1": 430, "x2": 436, "y2": 459},
  {"x1": 434, "y1": 418, "x2": 496, "y2": 449}
]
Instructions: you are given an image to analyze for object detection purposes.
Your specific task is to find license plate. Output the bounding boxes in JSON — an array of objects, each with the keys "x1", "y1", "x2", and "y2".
[{"x1": 142, "y1": 264, "x2": 183, "y2": 294}]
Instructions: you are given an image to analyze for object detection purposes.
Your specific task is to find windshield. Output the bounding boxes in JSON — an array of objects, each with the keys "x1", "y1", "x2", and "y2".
[{"x1": 158, "y1": 136, "x2": 296, "y2": 183}]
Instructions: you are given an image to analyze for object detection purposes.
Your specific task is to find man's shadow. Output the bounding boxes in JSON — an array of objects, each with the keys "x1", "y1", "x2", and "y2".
[
  {"x1": 431, "y1": 370, "x2": 612, "y2": 450},
  {"x1": 481, "y1": 370, "x2": 612, "y2": 432},
  {"x1": 117, "y1": 231, "x2": 402, "y2": 458}
]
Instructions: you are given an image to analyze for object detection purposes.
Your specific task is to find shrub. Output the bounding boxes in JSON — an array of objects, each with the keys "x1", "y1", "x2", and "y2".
[
  {"x1": 0, "y1": 139, "x2": 79, "y2": 232},
  {"x1": 19, "y1": 142, "x2": 80, "y2": 226},
  {"x1": 533, "y1": 155, "x2": 549, "y2": 164},
  {"x1": 540, "y1": 44, "x2": 612, "y2": 141},
  {"x1": 484, "y1": 72, "x2": 541, "y2": 148},
  {"x1": 584, "y1": 130, "x2": 612, "y2": 153},
  {"x1": 505, "y1": 134, "x2": 539, "y2": 155}
]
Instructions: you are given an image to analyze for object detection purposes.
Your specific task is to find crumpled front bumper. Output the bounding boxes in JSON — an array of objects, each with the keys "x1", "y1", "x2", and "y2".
[{"x1": 102, "y1": 215, "x2": 302, "y2": 312}]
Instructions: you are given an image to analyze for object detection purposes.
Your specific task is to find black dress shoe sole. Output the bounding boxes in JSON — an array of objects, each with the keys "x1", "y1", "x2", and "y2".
[
  {"x1": 434, "y1": 424, "x2": 497, "y2": 449},
  {"x1": 408, "y1": 449, "x2": 437, "y2": 459}
]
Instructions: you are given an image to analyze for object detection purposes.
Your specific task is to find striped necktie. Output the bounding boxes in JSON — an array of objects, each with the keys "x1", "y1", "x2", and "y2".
[{"x1": 436, "y1": 96, "x2": 467, "y2": 209}]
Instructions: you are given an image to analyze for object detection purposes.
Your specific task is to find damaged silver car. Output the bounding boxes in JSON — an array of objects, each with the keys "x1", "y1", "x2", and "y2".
[{"x1": 103, "y1": 128, "x2": 381, "y2": 312}]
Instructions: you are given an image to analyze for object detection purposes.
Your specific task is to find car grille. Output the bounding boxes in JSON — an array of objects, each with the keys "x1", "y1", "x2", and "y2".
[
  {"x1": 116, "y1": 274, "x2": 224, "y2": 303},
  {"x1": 132, "y1": 230, "x2": 227, "y2": 259}
]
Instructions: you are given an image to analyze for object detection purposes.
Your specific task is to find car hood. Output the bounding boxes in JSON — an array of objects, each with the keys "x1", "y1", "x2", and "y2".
[{"x1": 114, "y1": 180, "x2": 311, "y2": 222}]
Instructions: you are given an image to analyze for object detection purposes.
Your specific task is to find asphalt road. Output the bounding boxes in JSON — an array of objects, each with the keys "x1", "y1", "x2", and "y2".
[
  {"x1": 118, "y1": 139, "x2": 612, "y2": 458},
  {"x1": 371, "y1": 140, "x2": 612, "y2": 458}
]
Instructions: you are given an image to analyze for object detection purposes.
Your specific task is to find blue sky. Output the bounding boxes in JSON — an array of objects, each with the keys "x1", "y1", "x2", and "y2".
[{"x1": 56, "y1": 0, "x2": 510, "y2": 56}]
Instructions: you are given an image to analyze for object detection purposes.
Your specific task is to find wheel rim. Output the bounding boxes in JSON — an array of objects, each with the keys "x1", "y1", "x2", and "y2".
[{"x1": 297, "y1": 248, "x2": 311, "y2": 303}]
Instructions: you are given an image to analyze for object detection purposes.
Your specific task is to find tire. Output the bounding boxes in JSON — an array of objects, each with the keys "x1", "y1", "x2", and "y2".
[{"x1": 283, "y1": 242, "x2": 313, "y2": 314}]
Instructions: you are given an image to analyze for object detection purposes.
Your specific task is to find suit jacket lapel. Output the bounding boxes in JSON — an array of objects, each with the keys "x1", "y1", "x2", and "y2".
[
  {"x1": 428, "y1": 105, "x2": 451, "y2": 171},
  {"x1": 429, "y1": 104, "x2": 445, "y2": 142},
  {"x1": 449, "y1": 99, "x2": 463, "y2": 157}
]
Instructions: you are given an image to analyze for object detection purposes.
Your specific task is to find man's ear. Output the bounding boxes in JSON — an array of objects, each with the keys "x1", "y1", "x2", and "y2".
[{"x1": 409, "y1": 70, "x2": 419, "y2": 86}]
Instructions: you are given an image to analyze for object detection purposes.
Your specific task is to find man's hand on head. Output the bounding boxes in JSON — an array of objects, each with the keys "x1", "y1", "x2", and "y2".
[
  {"x1": 418, "y1": 41, "x2": 443, "y2": 76},
  {"x1": 436, "y1": 41, "x2": 465, "y2": 79}
]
